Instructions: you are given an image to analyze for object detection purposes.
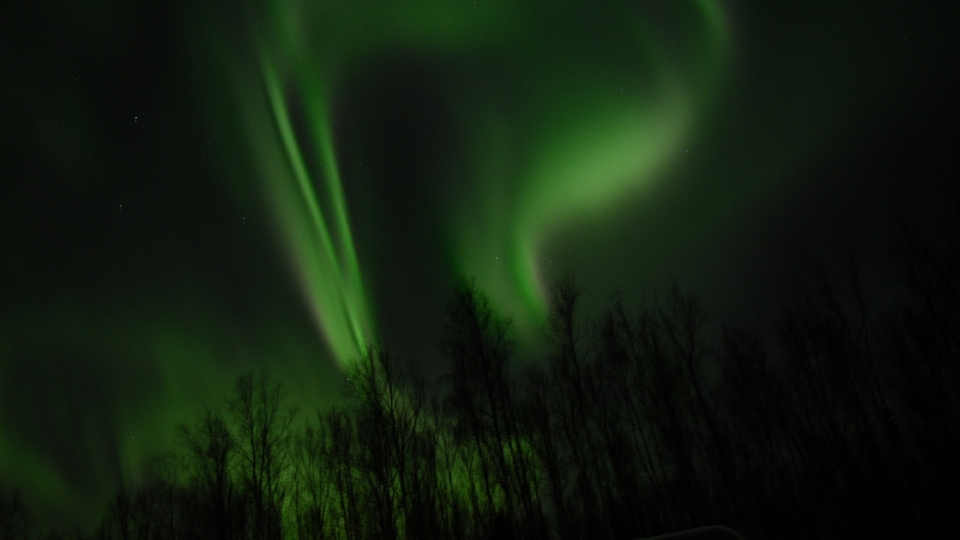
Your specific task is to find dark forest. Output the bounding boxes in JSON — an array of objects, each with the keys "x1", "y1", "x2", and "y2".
[{"x1": 3, "y1": 214, "x2": 958, "y2": 540}]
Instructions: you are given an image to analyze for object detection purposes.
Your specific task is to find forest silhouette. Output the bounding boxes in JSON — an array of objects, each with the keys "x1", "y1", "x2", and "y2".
[{"x1": 2, "y1": 219, "x2": 959, "y2": 540}]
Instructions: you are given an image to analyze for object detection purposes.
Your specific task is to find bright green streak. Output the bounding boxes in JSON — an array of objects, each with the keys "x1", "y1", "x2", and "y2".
[
  {"x1": 234, "y1": 0, "x2": 730, "y2": 358},
  {"x1": 233, "y1": 0, "x2": 513, "y2": 365},
  {"x1": 259, "y1": 53, "x2": 370, "y2": 364}
]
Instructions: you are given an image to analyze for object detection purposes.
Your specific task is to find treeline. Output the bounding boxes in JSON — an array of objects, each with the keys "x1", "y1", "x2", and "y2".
[{"x1": 4, "y1": 224, "x2": 960, "y2": 540}]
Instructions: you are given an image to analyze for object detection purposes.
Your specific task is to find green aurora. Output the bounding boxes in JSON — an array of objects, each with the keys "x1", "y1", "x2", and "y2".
[
  {"x1": 231, "y1": 0, "x2": 730, "y2": 365},
  {"x1": 1, "y1": 0, "x2": 954, "y2": 529}
]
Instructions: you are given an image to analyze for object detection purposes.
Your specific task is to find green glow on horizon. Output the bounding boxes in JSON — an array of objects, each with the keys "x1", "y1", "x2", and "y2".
[{"x1": 234, "y1": 0, "x2": 730, "y2": 356}]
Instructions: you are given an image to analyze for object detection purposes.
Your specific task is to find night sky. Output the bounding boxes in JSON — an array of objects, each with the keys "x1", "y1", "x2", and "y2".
[{"x1": 1, "y1": 0, "x2": 957, "y2": 527}]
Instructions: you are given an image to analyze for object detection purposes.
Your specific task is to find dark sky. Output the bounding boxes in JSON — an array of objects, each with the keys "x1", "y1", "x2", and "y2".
[{"x1": 1, "y1": 0, "x2": 957, "y2": 527}]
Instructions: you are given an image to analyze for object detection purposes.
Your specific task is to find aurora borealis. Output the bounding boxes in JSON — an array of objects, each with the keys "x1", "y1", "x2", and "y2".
[
  {"x1": 234, "y1": 0, "x2": 730, "y2": 364},
  {"x1": 2, "y1": 0, "x2": 957, "y2": 530}
]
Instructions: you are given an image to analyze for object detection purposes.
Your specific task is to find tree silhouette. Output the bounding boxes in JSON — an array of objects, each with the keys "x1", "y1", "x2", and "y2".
[
  {"x1": 176, "y1": 407, "x2": 237, "y2": 540},
  {"x1": 227, "y1": 373, "x2": 299, "y2": 540},
  {"x1": 7, "y1": 213, "x2": 960, "y2": 539},
  {"x1": 0, "y1": 489, "x2": 31, "y2": 540}
]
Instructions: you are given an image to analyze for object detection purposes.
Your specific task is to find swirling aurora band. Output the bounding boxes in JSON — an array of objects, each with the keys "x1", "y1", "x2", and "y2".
[{"x1": 232, "y1": 0, "x2": 731, "y2": 366}]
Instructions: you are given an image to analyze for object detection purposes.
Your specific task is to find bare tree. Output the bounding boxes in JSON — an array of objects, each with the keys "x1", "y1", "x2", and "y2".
[
  {"x1": 0, "y1": 489, "x2": 31, "y2": 540},
  {"x1": 291, "y1": 418, "x2": 332, "y2": 540},
  {"x1": 177, "y1": 407, "x2": 236, "y2": 540},
  {"x1": 324, "y1": 408, "x2": 362, "y2": 540},
  {"x1": 227, "y1": 373, "x2": 299, "y2": 540},
  {"x1": 440, "y1": 278, "x2": 544, "y2": 539}
]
